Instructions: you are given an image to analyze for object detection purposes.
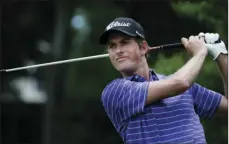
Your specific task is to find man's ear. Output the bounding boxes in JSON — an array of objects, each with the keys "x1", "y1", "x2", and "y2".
[{"x1": 140, "y1": 40, "x2": 149, "y2": 55}]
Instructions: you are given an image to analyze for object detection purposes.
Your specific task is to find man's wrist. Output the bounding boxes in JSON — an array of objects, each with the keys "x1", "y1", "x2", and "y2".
[
  {"x1": 212, "y1": 49, "x2": 228, "y2": 60},
  {"x1": 215, "y1": 53, "x2": 228, "y2": 62}
]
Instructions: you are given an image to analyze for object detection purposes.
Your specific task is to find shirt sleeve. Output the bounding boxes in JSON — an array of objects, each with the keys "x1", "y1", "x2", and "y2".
[
  {"x1": 191, "y1": 83, "x2": 223, "y2": 119},
  {"x1": 101, "y1": 79, "x2": 149, "y2": 125}
]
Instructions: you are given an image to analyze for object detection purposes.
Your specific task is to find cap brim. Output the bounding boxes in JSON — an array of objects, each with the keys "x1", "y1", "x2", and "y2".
[{"x1": 99, "y1": 28, "x2": 137, "y2": 45}]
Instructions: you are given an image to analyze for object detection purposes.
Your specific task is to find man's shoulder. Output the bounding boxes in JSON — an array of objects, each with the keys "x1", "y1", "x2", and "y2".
[
  {"x1": 104, "y1": 78, "x2": 124, "y2": 88},
  {"x1": 101, "y1": 78, "x2": 124, "y2": 98}
]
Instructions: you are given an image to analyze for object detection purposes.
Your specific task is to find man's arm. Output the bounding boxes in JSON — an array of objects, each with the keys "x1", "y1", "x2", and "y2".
[
  {"x1": 146, "y1": 52, "x2": 206, "y2": 104},
  {"x1": 146, "y1": 36, "x2": 207, "y2": 105},
  {"x1": 215, "y1": 54, "x2": 228, "y2": 116},
  {"x1": 216, "y1": 54, "x2": 228, "y2": 97},
  {"x1": 199, "y1": 32, "x2": 228, "y2": 117}
]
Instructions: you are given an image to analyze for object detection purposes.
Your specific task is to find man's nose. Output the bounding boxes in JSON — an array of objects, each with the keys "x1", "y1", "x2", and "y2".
[{"x1": 116, "y1": 47, "x2": 123, "y2": 54}]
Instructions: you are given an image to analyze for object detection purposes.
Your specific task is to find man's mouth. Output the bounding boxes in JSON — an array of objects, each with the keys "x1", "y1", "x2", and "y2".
[{"x1": 117, "y1": 56, "x2": 128, "y2": 61}]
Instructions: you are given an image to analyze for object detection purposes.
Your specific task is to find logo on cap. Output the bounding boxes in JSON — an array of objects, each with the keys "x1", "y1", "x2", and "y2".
[
  {"x1": 106, "y1": 21, "x2": 131, "y2": 30},
  {"x1": 136, "y1": 31, "x2": 144, "y2": 38}
]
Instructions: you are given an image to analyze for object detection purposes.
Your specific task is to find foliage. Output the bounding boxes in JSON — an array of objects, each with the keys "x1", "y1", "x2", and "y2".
[
  {"x1": 152, "y1": 51, "x2": 186, "y2": 75},
  {"x1": 171, "y1": 0, "x2": 228, "y2": 41}
]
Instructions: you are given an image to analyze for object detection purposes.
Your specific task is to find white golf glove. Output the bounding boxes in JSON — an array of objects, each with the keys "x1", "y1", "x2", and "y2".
[{"x1": 198, "y1": 32, "x2": 228, "y2": 60}]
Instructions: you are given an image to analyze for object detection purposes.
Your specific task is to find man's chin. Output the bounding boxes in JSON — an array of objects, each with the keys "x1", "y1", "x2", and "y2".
[{"x1": 117, "y1": 66, "x2": 135, "y2": 74}]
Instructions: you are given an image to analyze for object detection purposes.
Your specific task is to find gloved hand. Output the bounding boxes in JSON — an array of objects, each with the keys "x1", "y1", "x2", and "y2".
[{"x1": 198, "y1": 32, "x2": 228, "y2": 60}]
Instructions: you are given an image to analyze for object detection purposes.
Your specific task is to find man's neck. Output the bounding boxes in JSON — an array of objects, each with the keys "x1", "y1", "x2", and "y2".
[{"x1": 122, "y1": 63, "x2": 150, "y2": 81}]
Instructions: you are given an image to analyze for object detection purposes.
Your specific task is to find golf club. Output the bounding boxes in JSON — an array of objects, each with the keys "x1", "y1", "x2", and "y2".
[{"x1": 0, "y1": 42, "x2": 182, "y2": 73}]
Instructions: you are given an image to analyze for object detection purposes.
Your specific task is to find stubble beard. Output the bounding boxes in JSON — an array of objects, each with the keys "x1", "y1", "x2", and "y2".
[{"x1": 115, "y1": 60, "x2": 138, "y2": 75}]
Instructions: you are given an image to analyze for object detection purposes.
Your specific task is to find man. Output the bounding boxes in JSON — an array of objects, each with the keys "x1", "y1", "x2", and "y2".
[{"x1": 99, "y1": 17, "x2": 228, "y2": 144}]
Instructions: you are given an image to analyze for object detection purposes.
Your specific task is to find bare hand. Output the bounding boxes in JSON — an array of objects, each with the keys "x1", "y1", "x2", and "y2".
[{"x1": 181, "y1": 35, "x2": 208, "y2": 56}]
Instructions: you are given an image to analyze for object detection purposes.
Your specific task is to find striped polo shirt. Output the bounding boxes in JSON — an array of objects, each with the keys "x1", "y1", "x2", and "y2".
[{"x1": 101, "y1": 69, "x2": 222, "y2": 144}]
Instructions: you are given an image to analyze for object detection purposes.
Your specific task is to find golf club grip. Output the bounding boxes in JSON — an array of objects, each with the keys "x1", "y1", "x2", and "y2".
[
  {"x1": 161, "y1": 42, "x2": 183, "y2": 48},
  {"x1": 149, "y1": 42, "x2": 183, "y2": 50}
]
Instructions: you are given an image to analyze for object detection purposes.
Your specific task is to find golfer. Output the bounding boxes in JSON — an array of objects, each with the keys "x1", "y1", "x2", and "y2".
[{"x1": 99, "y1": 17, "x2": 228, "y2": 144}]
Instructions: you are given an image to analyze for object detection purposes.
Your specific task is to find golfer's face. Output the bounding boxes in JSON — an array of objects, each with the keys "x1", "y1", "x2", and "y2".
[{"x1": 107, "y1": 33, "x2": 143, "y2": 73}]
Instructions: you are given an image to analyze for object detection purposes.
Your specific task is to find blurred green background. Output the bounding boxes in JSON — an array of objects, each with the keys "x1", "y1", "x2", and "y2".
[{"x1": 1, "y1": 0, "x2": 228, "y2": 144}]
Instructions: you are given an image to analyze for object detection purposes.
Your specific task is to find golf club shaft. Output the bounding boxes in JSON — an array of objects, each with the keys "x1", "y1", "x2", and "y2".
[
  {"x1": 0, "y1": 42, "x2": 182, "y2": 72},
  {"x1": 0, "y1": 54, "x2": 110, "y2": 72}
]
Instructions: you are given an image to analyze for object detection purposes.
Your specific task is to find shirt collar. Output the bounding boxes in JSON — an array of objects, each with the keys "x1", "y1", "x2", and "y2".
[{"x1": 123, "y1": 69, "x2": 159, "y2": 82}]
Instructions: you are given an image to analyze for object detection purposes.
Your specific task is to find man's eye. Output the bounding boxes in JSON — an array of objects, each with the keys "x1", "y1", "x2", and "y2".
[
  {"x1": 122, "y1": 41, "x2": 129, "y2": 44},
  {"x1": 108, "y1": 44, "x2": 114, "y2": 49}
]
